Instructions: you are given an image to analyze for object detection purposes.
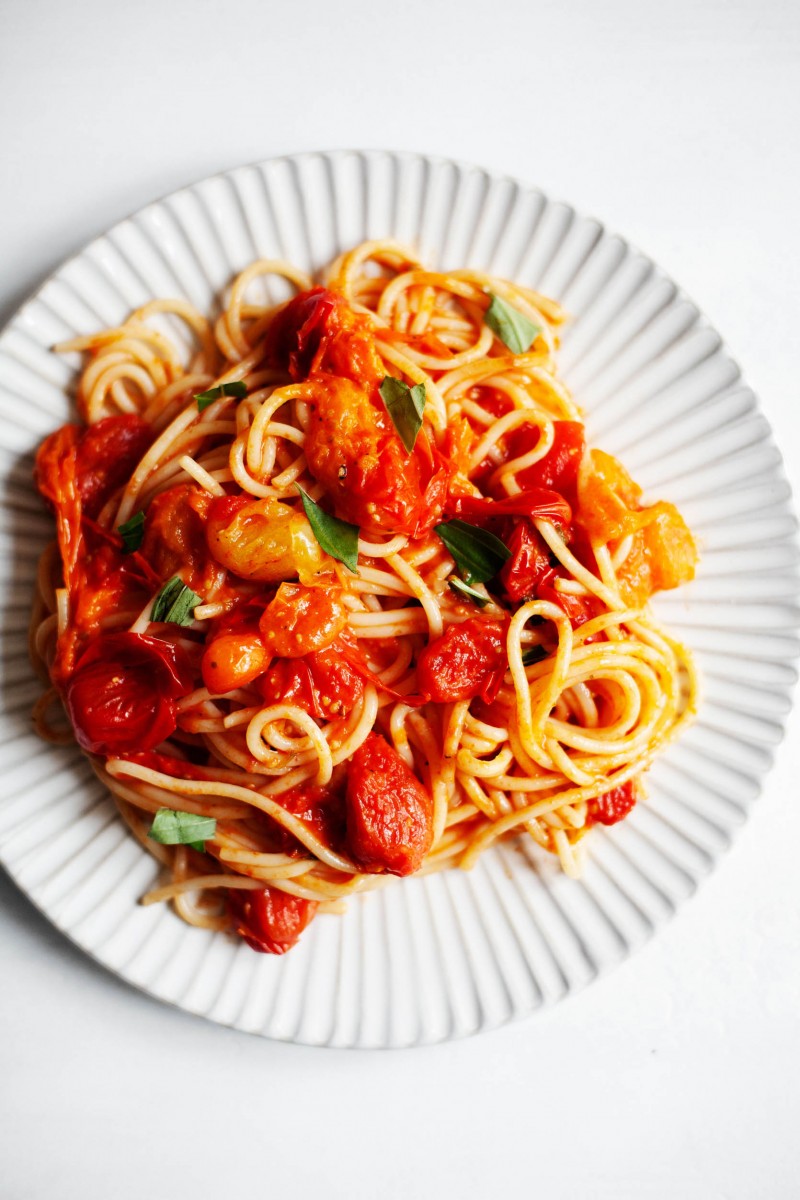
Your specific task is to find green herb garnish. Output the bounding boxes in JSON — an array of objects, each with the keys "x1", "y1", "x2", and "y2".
[
  {"x1": 521, "y1": 646, "x2": 548, "y2": 666},
  {"x1": 195, "y1": 380, "x2": 248, "y2": 411},
  {"x1": 148, "y1": 808, "x2": 216, "y2": 852},
  {"x1": 150, "y1": 576, "x2": 202, "y2": 626},
  {"x1": 117, "y1": 510, "x2": 145, "y2": 553},
  {"x1": 434, "y1": 519, "x2": 510, "y2": 585},
  {"x1": 297, "y1": 486, "x2": 359, "y2": 574},
  {"x1": 379, "y1": 376, "x2": 427, "y2": 454},
  {"x1": 484, "y1": 293, "x2": 540, "y2": 354},
  {"x1": 448, "y1": 577, "x2": 490, "y2": 608}
]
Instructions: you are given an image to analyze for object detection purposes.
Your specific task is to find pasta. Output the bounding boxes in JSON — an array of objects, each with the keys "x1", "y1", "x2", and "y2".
[{"x1": 30, "y1": 239, "x2": 698, "y2": 954}]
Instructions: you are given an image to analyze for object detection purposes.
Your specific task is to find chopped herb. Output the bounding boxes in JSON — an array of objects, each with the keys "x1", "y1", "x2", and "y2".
[
  {"x1": 521, "y1": 646, "x2": 548, "y2": 666},
  {"x1": 448, "y1": 577, "x2": 489, "y2": 608},
  {"x1": 117, "y1": 510, "x2": 145, "y2": 553},
  {"x1": 297, "y1": 486, "x2": 359, "y2": 574},
  {"x1": 434, "y1": 519, "x2": 511, "y2": 585},
  {"x1": 379, "y1": 376, "x2": 427, "y2": 454},
  {"x1": 148, "y1": 807, "x2": 216, "y2": 852},
  {"x1": 484, "y1": 293, "x2": 540, "y2": 354},
  {"x1": 150, "y1": 576, "x2": 202, "y2": 626},
  {"x1": 195, "y1": 380, "x2": 248, "y2": 411}
]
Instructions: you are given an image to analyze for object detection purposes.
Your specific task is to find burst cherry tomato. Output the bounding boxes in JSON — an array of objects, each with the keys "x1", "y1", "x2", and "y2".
[
  {"x1": 417, "y1": 618, "x2": 507, "y2": 704},
  {"x1": 260, "y1": 642, "x2": 364, "y2": 718},
  {"x1": 259, "y1": 583, "x2": 348, "y2": 657},
  {"x1": 227, "y1": 885, "x2": 318, "y2": 954},
  {"x1": 510, "y1": 420, "x2": 585, "y2": 497},
  {"x1": 500, "y1": 520, "x2": 554, "y2": 602},
  {"x1": 588, "y1": 780, "x2": 639, "y2": 826},
  {"x1": 64, "y1": 632, "x2": 194, "y2": 756},
  {"x1": 345, "y1": 733, "x2": 434, "y2": 876},
  {"x1": 74, "y1": 415, "x2": 152, "y2": 518}
]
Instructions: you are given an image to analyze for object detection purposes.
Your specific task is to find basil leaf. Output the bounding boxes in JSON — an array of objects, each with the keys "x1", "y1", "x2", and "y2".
[
  {"x1": 117, "y1": 510, "x2": 145, "y2": 553},
  {"x1": 521, "y1": 646, "x2": 548, "y2": 666},
  {"x1": 151, "y1": 575, "x2": 202, "y2": 626},
  {"x1": 484, "y1": 293, "x2": 540, "y2": 354},
  {"x1": 379, "y1": 376, "x2": 426, "y2": 454},
  {"x1": 297, "y1": 486, "x2": 359, "y2": 574},
  {"x1": 148, "y1": 808, "x2": 216, "y2": 850},
  {"x1": 448, "y1": 577, "x2": 489, "y2": 608},
  {"x1": 435, "y1": 519, "x2": 510, "y2": 585},
  {"x1": 195, "y1": 380, "x2": 248, "y2": 411}
]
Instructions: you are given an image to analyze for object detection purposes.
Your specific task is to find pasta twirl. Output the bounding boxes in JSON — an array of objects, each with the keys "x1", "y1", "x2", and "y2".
[{"x1": 30, "y1": 239, "x2": 698, "y2": 954}]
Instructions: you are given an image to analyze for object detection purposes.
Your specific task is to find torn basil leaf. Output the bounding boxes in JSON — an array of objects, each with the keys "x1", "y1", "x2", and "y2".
[
  {"x1": 448, "y1": 577, "x2": 490, "y2": 608},
  {"x1": 148, "y1": 807, "x2": 216, "y2": 851},
  {"x1": 150, "y1": 576, "x2": 202, "y2": 626},
  {"x1": 379, "y1": 376, "x2": 426, "y2": 454},
  {"x1": 484, "y1": 293, "x2": 540, "y2": 354},
  {"x1": 434, "y1": 519, "x2": 510, "y2": 585},
  {"x1": 195, "y1": 380, "x2": 248, "y2": 411},
  {"x1": 117, "y1": 510, "x2": 145, "y2": 553},
  {"x1": 297, "y1": 486, "x2": 359, "y2": 574}
]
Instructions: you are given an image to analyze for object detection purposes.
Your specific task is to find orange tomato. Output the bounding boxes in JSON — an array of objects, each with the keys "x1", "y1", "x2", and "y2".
[
  {"x1": 201, "y1": 632, "x2": 270, "y2": 694},
  {"x1": 205, "y1": 494, "x2": 324, "y2": 583},
  {"x1": 258, "y1": 583, "x2": 348, "y2": 658}
]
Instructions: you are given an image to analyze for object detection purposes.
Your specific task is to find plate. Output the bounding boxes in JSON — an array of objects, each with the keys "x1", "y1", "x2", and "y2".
[{"x1": 1, "y1": 150, "x2": 798, "y2": 1047}]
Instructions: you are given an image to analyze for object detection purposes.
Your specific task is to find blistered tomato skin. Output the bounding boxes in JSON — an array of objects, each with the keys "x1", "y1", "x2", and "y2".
[
  {"x1": 227, "y1": 885, "x2": 318, "y2": 954},
  {"x1": 345, "y1": 733, "x2": 434, "y2": 876},
  {"x1": 417, "y1": 619, "x2": 507, "y2": 704},
  {"x1": 64, "y1": 633, "x2": 194, "y2": 756},
  {"x1": 201, "y1": 633, "x2": 270, "y2": 694},
  {"x1": 258, "y1": 583, "x2": 348, "y2": 658},
  {"x1": 205, "y1": 495, "x2": 323, "y2": 583}
]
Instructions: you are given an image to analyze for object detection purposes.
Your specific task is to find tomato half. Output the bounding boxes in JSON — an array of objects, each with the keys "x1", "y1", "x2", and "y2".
[
  {"x1": 500, "y1": 520, "x2": 554, "y2": 603},
  {"x1": 260, "y1": 642, "x2": 365, "y2": 718},
  {"x1": 74, "y1": 414, "x2": 152, "y2": 519},
  {"x1": 258, "y1": 583, "x2": 348, "y2": 658},
  {"x1": 508, "y1": 420, "x2": 585, "y2": 498},
  {"x1": 64, "y1": 632, "x2": 194, "y2": 756},
  {"x1": 417, "y1": 618, "x2": 507, "y2": 704},
  {"x1": 227, "y1": 885, "x2": 318, "y2": 954},
  {"x1": 345, "y1": 733, "x2": 434, "y2": 876}
]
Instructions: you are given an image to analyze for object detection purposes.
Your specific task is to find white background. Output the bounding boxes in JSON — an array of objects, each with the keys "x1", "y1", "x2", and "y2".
[{"x1": 2, "y1": 1, "x2": 799, "y2": 1197}]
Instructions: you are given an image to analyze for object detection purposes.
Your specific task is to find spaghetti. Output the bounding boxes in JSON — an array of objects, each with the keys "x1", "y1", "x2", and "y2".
[{"x1": 30, "y1": 240, "x2": 698, "y2": 955}]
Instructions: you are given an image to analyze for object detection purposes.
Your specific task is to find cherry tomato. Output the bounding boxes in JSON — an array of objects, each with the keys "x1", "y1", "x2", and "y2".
[
  {"x1": 205, "y1": 494, "x2": 322, "y2": 582},
  {"x1": 227, "y1": 885, "x2": 318, "y2": 954},
  {"x1": 509, "y1": 420, "x2": 585, "y2": 497},
  {"x1": 64, "y1": 632, "x2": 194, "y2": 756},
  {"x1": 202, "y1": 632, "x2": 270, "y2": 693},
  {"x1": 140, "y1": 484, "x2": 216, "y2": 593},
  {"x1": 588, "y1": 780, "x2": 639, "y2": 826},
  {"x1": 74, "y1": 415, "x2": 152, "y2": 518},
  {"x1": 500, "y1": 520, "x2": 554, "y2": 602},
  {"x1": 536, "y1": 580, "x2": 601, "y2": 630},
  {"x1": 260, "y1": 641, "x2": 364, "y2": 718},
  {"x1": 417, "y1": 618, "x2": 507, "y2": 704},
  {"x1": 258, "y1": 583, "x2": 348, "y2": 658},
  {"x1": 345, "y1": 733, "x2": 434, "y2": 876}
]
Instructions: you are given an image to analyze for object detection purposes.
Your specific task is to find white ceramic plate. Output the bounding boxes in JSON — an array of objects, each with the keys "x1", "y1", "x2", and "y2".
[{"x1": 1, "y1": 150, "x2": 798, "y2": 1047}]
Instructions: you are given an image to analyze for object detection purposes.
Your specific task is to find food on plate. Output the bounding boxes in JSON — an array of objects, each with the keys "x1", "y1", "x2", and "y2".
[{"x1": 30, "y1": 239, "x2": 698, "y2": 955}]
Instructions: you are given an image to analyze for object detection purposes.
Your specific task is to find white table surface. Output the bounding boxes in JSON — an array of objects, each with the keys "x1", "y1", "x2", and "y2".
[{"x1": 2, "y1": 2, "x2": 799, "y2": 1197}]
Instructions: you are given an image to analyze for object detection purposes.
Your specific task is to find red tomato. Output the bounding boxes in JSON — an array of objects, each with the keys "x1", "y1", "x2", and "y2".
[
  {"x1": 258, "y1": 583, "x2": 348, "y2": 658},
  {"x1": 202, "y1": 632, "x2": 270, "y2": 694},
  {"x1": 447, "y1": 488, "x2": 571, "y2": 527},
  {"x1": 75, "y1": 415, "x2": 152, "y2": 518},
  {"x1": 417, "y1": 618, "x2": 507, "y2": 704},
  {"x1": 260, "y1": 641, "x2": 365, "y2": 718},
  {"x1": 510, "y1": 420, "x2": 585, "y2": 496},
  {"x1": 139, "y1": 484, "x2": 216, "y2": 594},
  {"x1": 64, "y1": 632, "x2": 194, "y2": 756},
  {"x1": 345, "y1": 733, "x2": 434, "y2": 876},
  {"x1": 537, "y1": 581, "x2": 600, "y2": 630},
  {"x1": 227, "y1": 885, "x2": 318, "y2": 954},
  {"x1": 500, "y1": 520, "x2": 554, "y2": 602},
  {"x1": 588, "y1": 780, "x2": 639, "y2": 826}
]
